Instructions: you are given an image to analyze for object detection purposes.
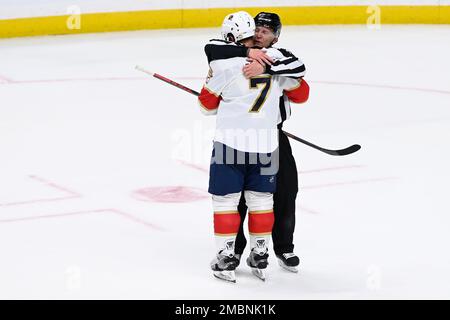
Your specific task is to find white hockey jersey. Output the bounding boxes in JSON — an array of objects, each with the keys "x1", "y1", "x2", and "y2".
[
  {"x1": 198, "y1": 53, "x2": 300, "y2": 153},
  {"x1": 203, "y1": 40, "x2": 308, "y2": 127}
]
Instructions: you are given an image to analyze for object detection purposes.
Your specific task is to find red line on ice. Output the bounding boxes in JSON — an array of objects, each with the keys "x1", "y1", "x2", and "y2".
[
  {"x1": 302, "y1": 176, "x2": 399, "y2": 190},
  {"x1": 1, "y1": 76, "x2": 449, "y2": 96},
  {"x1": 298, "y1": 205, "x2": 321, "y2": 215},
  {"x1": 132, "y1": 186, "x2": 209, "y2": 203},
  {"x1": 179, "y1": 160, "x2": 365, "y2": 176},
  {"x1": 0, "y1": 76, "x2": 144, "y2": 85},
  {"x1": 0, "y1": 196, "x2": 80, "y2": 207},
  {"x1": 0, "y1": 208, "x2": 165, "y2": 231},
  {"x1": 109, "y1": 209, "x2": 165, "y2": 231},
  {"x1": 313, "y1": 80, "x2": 450, "y2": 95},
  {"x1": 300, "y1": 165, "x2": 365, "y2": 174},
  {"x1": 177, "y1": 160, "x2": 209, "y2": 174},
  {"x1": 28, "y1": 175, "x2": 81, "y2": 197},
  {"x1": 0, "y1": 175, "x2": 82, "y2": 207},
  {"x1": 175, "y1": 78, "x2": 450, "y2": 95},
  {"x1": 0, "y1": 74, "x2": 13, "y2": 83},
  {"x1": 0, "y1": 209, "x2": 101, "y2": 222}
]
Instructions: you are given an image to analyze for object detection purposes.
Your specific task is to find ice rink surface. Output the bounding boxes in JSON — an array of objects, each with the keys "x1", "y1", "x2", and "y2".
[{"x1": 1, "y1": 25, "x2": 450, "y2": 299}]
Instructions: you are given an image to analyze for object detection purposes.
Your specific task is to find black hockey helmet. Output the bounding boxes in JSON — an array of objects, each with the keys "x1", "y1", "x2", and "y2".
[{"x1": 254, "y1": 12, "x2": 282, "y2": 38}]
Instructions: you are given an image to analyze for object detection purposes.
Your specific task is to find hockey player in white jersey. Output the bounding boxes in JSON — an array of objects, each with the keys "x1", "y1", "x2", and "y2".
[
  {"x1": 203, "y1": 12, "x2": 310, "y2": 274},
  {"x1": 198, "y1": 11, "x2": 304, "y2": 282}
]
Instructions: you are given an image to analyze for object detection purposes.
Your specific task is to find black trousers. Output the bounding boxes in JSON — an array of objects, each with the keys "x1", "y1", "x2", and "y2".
[{"x1": 235, "y1": 130, "x2": 299, "y2": 255}]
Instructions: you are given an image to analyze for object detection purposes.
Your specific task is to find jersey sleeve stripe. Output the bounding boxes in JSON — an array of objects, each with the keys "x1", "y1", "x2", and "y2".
[
  {"x1": 284, "y1": 79, "x2": 310, "y2": 104},
  {"x1": 198, "y1": 86, "x2": 221, "y2": 111}
]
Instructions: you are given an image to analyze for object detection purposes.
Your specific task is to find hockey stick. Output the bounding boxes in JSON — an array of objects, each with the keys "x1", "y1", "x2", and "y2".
[
  {"x1": 135, "y1": 65, "x2": 361, "y2": 156},
  {"x1": 135, "y1": 66, "x2": 200, "y2": 96},
  {"x1": 281, "y1": 131, "x2": 361, "y2": 156}
]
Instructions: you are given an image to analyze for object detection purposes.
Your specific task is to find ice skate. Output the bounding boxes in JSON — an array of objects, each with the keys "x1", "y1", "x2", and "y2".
[
  {"x1": 246, "y1": 248, "x2": 269, "y2": 281},
  {"x1": 210, "y1": 250, "x2": 239, "y2": 283},
  {"x1": 276, "y1": 252, "x2": 299, "y2": 273}
]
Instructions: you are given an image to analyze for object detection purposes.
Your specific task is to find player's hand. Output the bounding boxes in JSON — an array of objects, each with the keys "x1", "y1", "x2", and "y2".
[
  {"x1": 247, "y1": 48, "x2": 273, "y2": 66},
  {"x1": 243, "y1": 60, "x2": 266, "y2": 78}
]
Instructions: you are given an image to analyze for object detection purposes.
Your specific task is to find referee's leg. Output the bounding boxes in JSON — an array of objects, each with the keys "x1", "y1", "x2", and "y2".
[{"x1": 272, "y1": 131, "x2": 299, "y2": 255}]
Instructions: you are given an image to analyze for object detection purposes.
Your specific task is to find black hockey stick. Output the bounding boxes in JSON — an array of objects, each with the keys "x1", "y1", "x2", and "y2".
[
  {"x1": 136, "y1": 66, "x2": 361, "y2": 156},
  {"x1": 282, "y1": 131, "x2": 361, "y2": 156}
]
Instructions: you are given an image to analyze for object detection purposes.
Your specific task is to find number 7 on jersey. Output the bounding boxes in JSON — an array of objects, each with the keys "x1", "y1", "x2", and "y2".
[{"x1": 248, "y1": 76, "x2": 272, "y2": 113}]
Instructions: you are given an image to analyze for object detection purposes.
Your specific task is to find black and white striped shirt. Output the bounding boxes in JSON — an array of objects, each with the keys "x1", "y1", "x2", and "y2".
[{"x1": 205, "y1": 39, "x2": 305, "y2": 79}]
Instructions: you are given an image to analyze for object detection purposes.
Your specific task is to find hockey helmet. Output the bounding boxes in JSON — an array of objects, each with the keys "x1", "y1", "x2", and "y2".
[
  {"x1": 221, "y1": 11, "x2": 255, "y2": 42},
  {"x1": 254, "y1": 12, "x2": 282, "y2": 38}
]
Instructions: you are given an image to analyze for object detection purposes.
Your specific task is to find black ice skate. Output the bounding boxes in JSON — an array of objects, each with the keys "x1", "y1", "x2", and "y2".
[
  {"x1": 246, "y1": 248, "x2": 269, "y2": 281},
  {"x1": 276, "y1": 252, "x2": 300, "y2": 273},
  {"x1": 210, "y1": 250, "x2": 240, "y2": 283}
]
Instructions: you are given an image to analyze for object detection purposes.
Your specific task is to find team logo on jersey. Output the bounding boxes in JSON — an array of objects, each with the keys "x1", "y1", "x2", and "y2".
[
  {"x1": 205, "y1": 67, "x2": 213, "y2": 84},
  {"x1": 269, "y1": 176, "x2": 275, "y2": 183}
]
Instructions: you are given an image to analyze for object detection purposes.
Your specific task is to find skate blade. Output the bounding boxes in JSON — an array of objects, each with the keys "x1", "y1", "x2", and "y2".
[
  {"x1": 278, "y1": 259, "x2": 299, "y2": 273},
  {"x1": 251, "y1": 268, "x2": 266, "y2": 281},
  {"x1": 213, "y1": 271, "x2": 236, "y2": 283}
]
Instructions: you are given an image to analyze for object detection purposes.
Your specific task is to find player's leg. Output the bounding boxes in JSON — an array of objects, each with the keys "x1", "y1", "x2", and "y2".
[
  {"x1": 244, "y1": 190, "x2": 275, "y2": 281},
  {"x1": 208, "y1": 142, "x2": 245, "y2": 282},
  {"x1": 272, "y1": 131, "x2": 300, "y2": 272},
  {"x1": 211, "y1": 192, "x2": 242, "y2": 281},
  {"x1": 243, "y1": 151, "x2": 277, "y2": 280}
]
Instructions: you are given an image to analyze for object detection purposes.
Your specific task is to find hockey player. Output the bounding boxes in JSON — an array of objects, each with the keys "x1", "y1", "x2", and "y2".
[
  {"x1": 203, "y1": 12, "x2": 310, "y2": 273},
  {"x1": 198, "y1": 11, "x2": 305, "y2": 282}
]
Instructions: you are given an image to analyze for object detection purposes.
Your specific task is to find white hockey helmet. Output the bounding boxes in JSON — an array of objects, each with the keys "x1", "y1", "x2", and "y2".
[{"x1": 221, "y1": 11, "x2": 255, "y2": 42}]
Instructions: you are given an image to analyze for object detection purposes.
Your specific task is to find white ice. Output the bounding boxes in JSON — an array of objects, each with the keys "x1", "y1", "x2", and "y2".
[{"x1": 1, "y1": 25, "x2": 450, "y2": 299}]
